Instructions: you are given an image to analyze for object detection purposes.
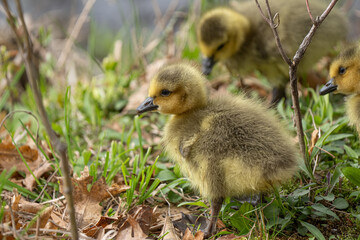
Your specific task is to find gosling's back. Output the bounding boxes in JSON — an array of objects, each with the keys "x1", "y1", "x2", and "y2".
[{"x1": 163, "y1": 94, "x2": 299, "y2": 199}]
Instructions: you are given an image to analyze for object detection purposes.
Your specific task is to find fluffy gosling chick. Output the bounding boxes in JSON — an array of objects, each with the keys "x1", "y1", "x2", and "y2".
[
  {"x1": 320, "y1": 45, "x2": 360, "y2": 137},
  {"x1": 197, "y1": 0, "x2": 347, "y2": 104},
  {"x1": 137, "y1": 63, "x2": 299, "y2": 237}
]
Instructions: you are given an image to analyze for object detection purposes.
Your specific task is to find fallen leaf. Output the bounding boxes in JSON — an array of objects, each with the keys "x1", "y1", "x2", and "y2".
[
  {"x1": 217, "y1": 233, "x2": 246, "y2": 240},
  {"x1": 116, "y1": 215, "x2": 148, "y2": 240},
  {"x1": 160, "y1": 212, "x2": 181, "y2": 240},
  {"x1": 0, "y1": 142, "x2": 44, "y2": 178},
  {"x1": 82, "y1": 216, "x2": 117, "y2": 237},
  {"x1": 23, "y1": 161, "x2": 53, "y2": 190},
  {"x1": 59, "y1": 168, "x2": 130, "y2": 228},
  {"x1": 2, "y1": 191, "x2": 53, "y2": 236},
  {"x1": 182, "y1": 228, "x2": 194, "y2": 240},
  {"x1": 194, "y1": 231, "x2": 205, "y2": 240},
  {"x1": 130, "y1": 205, "x2": 155, "y2": 235},
  {"x1": 308, "y1": 129, "x2": 319, "y2": 155},
  {"x1": 0, "y1": 111, "x2": 6, "y2": 135}
]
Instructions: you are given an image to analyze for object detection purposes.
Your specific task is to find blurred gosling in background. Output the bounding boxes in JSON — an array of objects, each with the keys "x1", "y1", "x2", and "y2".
[{"x1": 197, "y1": 0, "x2": 348, "y2": 104}]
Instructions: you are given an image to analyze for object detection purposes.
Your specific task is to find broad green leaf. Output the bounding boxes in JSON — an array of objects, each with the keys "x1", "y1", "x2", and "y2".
[
  {"x1": 322, "y1": 193, "x2": 335, "y2": 202},
  {"x1": 342, "y1": 167, "x2": 360, "y2": 187},
  {"x1": 325, "y1": 133, "x2": 353, "y2": 143},
  {"x1": 290, "y1": 188, "x2": 309, "y2": 197},
  {"x1": 344, "y1": 145, "x2": 359, "y2": 159},
  {"x1": 156, "y1": 169, "x2": 178, "y2": 181},
  {"x1": 230, "y1": 203, "x2": 254, "y2": 235},
  {"x1": 349, "y1": 191, "x2": 360, "y2": 199},
  {"x1": 311, "y1": 203, "x2": 339, "y2": 220},
  {"x1": 300, "y1": 221, "x2": 325, "y2": 240},
  {"x1": 178, "y1": 200, "x2": 208, "y2": 208},
  {"x1": 333, "y1": 198, "x2": 349, "y2": 210}
]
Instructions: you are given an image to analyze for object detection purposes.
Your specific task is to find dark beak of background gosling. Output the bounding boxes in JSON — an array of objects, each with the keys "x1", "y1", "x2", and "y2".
[
  {"x1": 202, "y1": 57, "x2": 216, "y2": 75},
  {"x1": 137, "y1": 97, "x2": 158, "y2": 114},
  {"x1": 319, "y1": 78, "x2": 338, "y2": 95}
]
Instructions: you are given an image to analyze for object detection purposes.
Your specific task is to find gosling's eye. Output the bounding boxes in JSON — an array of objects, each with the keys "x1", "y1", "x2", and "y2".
[
  {"x1": 339, "y1": 66, "x2": 346, "y2": 75},
  {"x1": 216, "y1": 43, "x2": 225, "y2": 51},
  {"x1": 161, "y1": 89, "x2": 172, "y2": 97}
]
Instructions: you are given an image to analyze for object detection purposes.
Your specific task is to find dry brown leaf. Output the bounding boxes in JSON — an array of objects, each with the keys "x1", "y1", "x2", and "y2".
[
  {"x1": 160, "y1": 213, "x2": 181, "y2": 240},
  {"x1": 308, "y1": 129, "x2": 319, "y2": 155},
  {"x1": 182, "y1": 228, "x2": 194, "y2": 240},
  {"x1": 48, "y1": 211, "x2": 67, "y2": 229},
  {"x1": 217, "y1": 233, "x2": 245, "y2": 240},
  {"x1": 0, "y1": 111, "x2": 6, "y2": 135},
  {"x1": 82, "y1": 216, "x2": 117, "y2": 237},
  {"x1": 130, "y1": 205, "x2": 155, "y2": 235},
  {"x1": 116, "y1": 215, "x2": 148, "y2": 240},
  {"x1": 2, "y1": 191, "x2": 54, "y2": 237},
  {"x1": 23, "y1": 161, "x2": 53, "y2": 190},
  {"x1": 194, "y1": 231, "x2": 205, "y2": 240},
  {"x1": 0, "y1": 142, "x2": 42, "y2": 176},
  {"x1": 59, "y1": 168, "x2": 130, "y2": 228}
]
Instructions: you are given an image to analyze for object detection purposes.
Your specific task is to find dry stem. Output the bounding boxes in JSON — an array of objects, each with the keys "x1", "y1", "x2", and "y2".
[
  {"x1": 1, "y1": 0, "x2": 79, "y2": 239},
  {"x1": 254, "y1": 0, "x2": 339, "y2": 168}
]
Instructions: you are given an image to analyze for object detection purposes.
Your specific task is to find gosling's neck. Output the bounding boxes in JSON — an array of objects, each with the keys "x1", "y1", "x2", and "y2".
[{"x1": 345, "y1": 94, "x2": 360, "y2": 135}]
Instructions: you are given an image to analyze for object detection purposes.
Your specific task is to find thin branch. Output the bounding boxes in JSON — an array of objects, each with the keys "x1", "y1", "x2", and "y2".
[
  {"x1": 1, "y1": 1, "x2": 79, "y2": 239},
  {"x1": 306, "y1": 0, "x2": 315, "y2": 24},
  {"x1": 254, "y1": 0, "x2": 339, "y2": 166},
  {"x1": 254, "y1": 0, "x2": 292, "y2": 65},
  {"x1": 293, "y1": 0, "x2": 339, "y2": 64}
]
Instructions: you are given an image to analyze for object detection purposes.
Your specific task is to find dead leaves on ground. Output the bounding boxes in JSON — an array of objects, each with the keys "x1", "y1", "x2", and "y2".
[
  {"x1": 0, "y1": 139, "x2": 54, "y2": 191},
  {"x1": 59, "y1": 167, "x2": 130, "y2": 228}
]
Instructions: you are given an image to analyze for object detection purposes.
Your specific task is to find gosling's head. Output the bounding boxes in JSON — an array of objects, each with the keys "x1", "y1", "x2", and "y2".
[
  {"x1": 197, "y1": 8, "x2": 250, "y2": 75},
  {"x1": 320, "y1": 45, "x2": 360, "y2": 95},
  {"x1": 137, "y1": 63, "x2": 208, "y2": 115}
]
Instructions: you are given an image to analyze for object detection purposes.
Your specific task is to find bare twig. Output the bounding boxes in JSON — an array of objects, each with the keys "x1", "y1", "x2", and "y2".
[
  {"x1": 254, "y1": 0, "x2": 339, "y2": 167},
  {"x1": 254, "y1": 0, "x2": 291, "y2": 65},
  {"x1": 1, "y1": 1, "x2": 79, "y2": 239},
  {"x1": 306, "y1": 0, "x2": 315, "y2": 24}
]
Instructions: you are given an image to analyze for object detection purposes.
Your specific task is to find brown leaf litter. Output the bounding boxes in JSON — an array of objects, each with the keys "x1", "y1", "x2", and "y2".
[{"x1": 58, "y1": 167, "x2": 130, "y2": 228}]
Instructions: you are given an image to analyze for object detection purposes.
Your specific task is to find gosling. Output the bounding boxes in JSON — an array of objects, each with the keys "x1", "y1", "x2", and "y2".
[
  {"x1": 320, "y1": 45, "x2": 360, "y2": 137},
  {"x1": 197, "y1": 0, "x2": 347, "y2": 104},
  {"x1": 137, "y1": 63, "x2": 299, "y2": 237}
]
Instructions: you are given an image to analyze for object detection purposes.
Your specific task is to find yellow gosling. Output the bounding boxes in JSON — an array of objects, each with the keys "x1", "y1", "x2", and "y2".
[
  {"x1": 137, "y1": 63, "x2": 299, "y2": 237},
  {"x1": 320, "y1": 44, "x2": 360, "y2": 137}
]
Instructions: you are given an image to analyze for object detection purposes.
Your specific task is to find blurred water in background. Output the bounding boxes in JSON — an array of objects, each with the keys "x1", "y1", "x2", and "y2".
[{"x1": 0, "y1": 0, "x2": 358, "y2": 59}]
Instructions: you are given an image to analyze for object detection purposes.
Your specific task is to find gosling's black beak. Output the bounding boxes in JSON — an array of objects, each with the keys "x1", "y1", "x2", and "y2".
[
  {"x1": 202, "y1": 56, "x2": 216, "y2": 76},
  {"x1": 319, "y1": 78, "x2": 338, "y2": 95},
  {"x1": 137, "y1": 97, "x2": 158, "y2": 114}
]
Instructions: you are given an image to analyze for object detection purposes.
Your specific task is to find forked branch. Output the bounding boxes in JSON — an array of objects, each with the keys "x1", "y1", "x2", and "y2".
[{"x1": 254, "y1": 0, "x2": 339, "y2": 168}]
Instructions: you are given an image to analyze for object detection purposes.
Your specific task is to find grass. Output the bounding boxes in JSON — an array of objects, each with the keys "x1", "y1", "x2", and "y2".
[{"x1": 0, "y1": 1, "x2": 360, "y2": 239}]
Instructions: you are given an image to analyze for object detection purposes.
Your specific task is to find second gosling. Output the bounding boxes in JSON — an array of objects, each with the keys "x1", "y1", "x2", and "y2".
[
  {"x1": 137, "y1": 63, "x2": 299, "y2": 237},
  {"x1": 197, "y1": 0, "x2": 347, "y2": 104},
  {"x1": 320, "y1": 45, "x2": 360, "y2": 137}
]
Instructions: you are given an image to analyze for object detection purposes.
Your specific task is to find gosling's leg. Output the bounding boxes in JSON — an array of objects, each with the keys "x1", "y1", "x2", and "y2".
[
  {"x1": 204, "y1": 197, "x2": 224, "y2": 238},
  {"x1": 270, "y1": 86, "x2": 286, "y2": 106}
]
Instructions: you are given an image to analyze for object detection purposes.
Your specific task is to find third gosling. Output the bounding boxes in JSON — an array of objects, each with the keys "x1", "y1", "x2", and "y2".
[{"x1": 320, "y1": 44, "x2": 360, "y2": 137}]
